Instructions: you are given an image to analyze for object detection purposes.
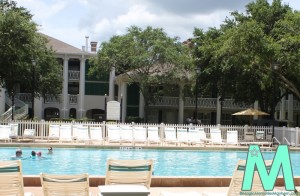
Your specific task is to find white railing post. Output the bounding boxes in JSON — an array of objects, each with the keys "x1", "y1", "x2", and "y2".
[{"x1": 296, "y1": 127, "x2": 300, "y2": 147}]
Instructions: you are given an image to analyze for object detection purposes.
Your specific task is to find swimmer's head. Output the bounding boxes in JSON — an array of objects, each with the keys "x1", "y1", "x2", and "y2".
[
  {"x1": 31, "y1": 151, "x2": 36, "y2": 156},
  {"x1": 16, "y1": 149, "x2": 22, "y2": 157},
  {"x1": 37, "y1": 152, "x2": 42, "y2": 157}
]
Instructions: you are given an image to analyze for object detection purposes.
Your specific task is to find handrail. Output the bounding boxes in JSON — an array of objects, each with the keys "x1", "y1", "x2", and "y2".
[
  {"x1": 13, "y1": 104, "x2": 28, "y2": 119},
  {"x1": 272, "y1": 137, "x2": 281, "y2": 145},
  {"x1": 2, "y1": 92, "x2": 29, "y2": 120},
  {"x1": 283, "y1": 137, "x2": 291, "y2": 146},
  {"x1": 0, "y1": 106, "x2": 13, "y2": 121}
]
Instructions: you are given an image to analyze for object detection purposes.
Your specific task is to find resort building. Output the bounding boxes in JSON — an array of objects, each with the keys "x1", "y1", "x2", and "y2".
[{"x1": 0, "y1": 34, "x2": 299, "y2": 127}]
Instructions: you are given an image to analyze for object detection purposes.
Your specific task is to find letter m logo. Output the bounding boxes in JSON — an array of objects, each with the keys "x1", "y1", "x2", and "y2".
[{"x1": 242, "y1": 145, "x2": 295, "y2": 191}]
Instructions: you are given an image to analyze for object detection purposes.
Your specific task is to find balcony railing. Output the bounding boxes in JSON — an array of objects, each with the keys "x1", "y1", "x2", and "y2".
[
  {"x1": 15, "y1": 93, "x2": 31, "y2": 104},
  {"x1": 149, "y1": 96, "x2": 251, "y2": 110},
  {"x1": 149, "y1": 96, "x2": 179, "y2": 107},
  {"x1": 44, "y1": 95, "x2": 61, "y2": 104},
  {"x1": 68, "y1": 70, "x2": 80, "y2": 81},
  {"x1": 69, "y1": 94, "x2": 78, "y2": 105},
  {"x1": 184, "y1": 97, "x2": 217, "y2": 108}
]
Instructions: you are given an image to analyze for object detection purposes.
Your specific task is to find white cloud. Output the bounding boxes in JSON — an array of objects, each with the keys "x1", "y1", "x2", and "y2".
[
  {"x1": 17, "y1": 0, "x2": 68, "y2": 21},
  {"x1": 15, "y1": 0, "x2": 300, "y2": 49}
]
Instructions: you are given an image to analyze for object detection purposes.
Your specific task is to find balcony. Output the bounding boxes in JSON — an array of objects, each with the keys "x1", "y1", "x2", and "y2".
[{"x1": 68, "y1": 70, "x2": 80, "y2": 81}]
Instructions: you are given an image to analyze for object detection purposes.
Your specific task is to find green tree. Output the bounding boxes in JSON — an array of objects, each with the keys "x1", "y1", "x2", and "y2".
[
  {"x1": 194, "y1": 0, "x2": 300, "y2": 116},
  {"x1": 0, "y1": 1, "x2": 62, "y2": 119},
  {"x1": 90, "y1": 26, "x2": 193, "y2": 122}
]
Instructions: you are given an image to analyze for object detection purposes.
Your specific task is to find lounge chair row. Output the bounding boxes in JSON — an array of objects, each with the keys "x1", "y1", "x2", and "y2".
[
  {"x1": 0, "y1": 159, "x2": 283, "y2": 196},
  {"x1": 0, "y1": 124, "x2": 271, "y2": 146},
  {"x1": 0, "y1": 159, "x2": 153, "y2": 196}
]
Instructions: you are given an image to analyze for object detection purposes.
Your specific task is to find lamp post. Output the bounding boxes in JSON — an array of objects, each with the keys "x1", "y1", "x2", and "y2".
[
  {"x1": 120, "y1": 94, "x2": 123, "y2": 123},
  {"x1": 31, "y1": 59, "x2": 36, "y2": 119},
  {"x1": 11, "y1": 89, "x2": 14, "y2": 120},
  {"x1": 271, "y1": 62, "x2": 279, "y2": 144},
  {"x1": 219, "y1": 95, "x2": 224, "y2": 124},
  {"x1": 104, "y1": 94, "x2": 107, "y2": 121},
  {"x1": 194, "y1": 66, "x2": 201, "y2": 123}
]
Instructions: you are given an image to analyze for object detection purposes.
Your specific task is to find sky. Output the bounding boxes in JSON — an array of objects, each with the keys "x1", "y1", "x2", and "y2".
[{"x1": 16, "y1": 0, "x2": 300, "y2": 50}]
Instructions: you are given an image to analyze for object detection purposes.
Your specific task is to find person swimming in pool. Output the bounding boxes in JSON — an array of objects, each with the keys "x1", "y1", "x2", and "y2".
[
  {"x1": 48, "y1": 147, "x2": 53, "y2": 154},
  {"x1": 15, "y1": 149, "x2": 23, "y2": 157},
  {"x1": 31, "y1": 150, "x2": 37, "y2": 159},
  {"x1": 11, "y1": 148, "x2": 23, "y2": 159}
]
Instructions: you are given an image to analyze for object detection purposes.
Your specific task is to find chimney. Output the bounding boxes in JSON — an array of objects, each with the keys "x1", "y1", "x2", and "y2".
[
  {"x1": 85, "y1": 36, "x2": 89, "y2": 52},
  {"x1": 90, "y1": 41, "x2": 98, "y2": 52}
]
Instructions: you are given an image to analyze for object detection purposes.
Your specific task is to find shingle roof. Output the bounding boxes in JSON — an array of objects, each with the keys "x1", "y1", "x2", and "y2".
[{"x1": 40, "y1": 33, "x2": 84, "y2": 54}]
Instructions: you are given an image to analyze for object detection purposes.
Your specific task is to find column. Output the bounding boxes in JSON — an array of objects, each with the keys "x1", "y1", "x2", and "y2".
[
  {"x1": 139, "y1": 91, "x2": 145, "y2": 119},
  {"x1": 78, "y1": 57, "x2": 86, "y2": 118},
  {"x1": 34, "y1": 97, "x2": 43, "y2": 120},
  {"x1": 216, "y1": 96, "x2": 221, "y2": 124},
  {"x1": 108, "y1": 66, "x2": 115, "y2": 101},
  {"x1": 61, "y1": 57, "x2": 69, "y2": 118},
  {"x1": 288, "y1": 94, "x2": 294, "y2": 126},
  {"x1": 0, "y1": 88, "x2": 5, "y2": 115},
  {"x1": 178, "y1": 84, "x2": 184, "y2": 124}
]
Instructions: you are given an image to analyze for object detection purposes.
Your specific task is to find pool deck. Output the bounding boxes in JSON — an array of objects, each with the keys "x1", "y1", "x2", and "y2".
[{"x1": 24, "y1": 186, "x2": 298, "y2": 196}]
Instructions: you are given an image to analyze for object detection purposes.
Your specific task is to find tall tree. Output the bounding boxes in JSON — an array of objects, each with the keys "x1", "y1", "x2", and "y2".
[
  {"x1": 90, "y1": 26, "x2": 193, "y2": 122},
  {"x1": 194, "y1": 0, "x2": 300, "y2": 116},
  {"x1": 0, "y1": 1, "x2": 62, "y2": 119}
]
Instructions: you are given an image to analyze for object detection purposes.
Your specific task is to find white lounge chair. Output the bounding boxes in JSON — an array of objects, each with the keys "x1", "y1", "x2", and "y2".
[
  {"x1": 209, "y1": 128, "x2": 225, "y2": 145},
  {"x1": 9, "y1": 123, "x2": 19, "y2": 140},
  {"x1": 20, "y1": 129, "x2": 36, "y2": 142},
  {"x1": 177, "y1": 128, "x2": 189, "y2": 145},
  {"x1": 48, "y1": 124, "x2": 60, "y2": 142},
  {"x1": 188, "y1": 128, "x2": 205, "y2": 146},
  {"x1": 226, "y1": 130, "x2": 239, "y2": 145},
  {"x1": 107, "y1": 125, "x2": 121, "y2": 144},
  {"x1": 59, "y1": 124, "x2": 73, "y2": 143},
  {"x1": 0, "y1": 125, "x2": 12, "y2": 143},
  {"x1": 120, "y1": 125, "x2": 134, "y2": 145},
  {"x1": 105, "y1": 159, "x2": 153, "y2": 188},
  {"x1": 73, "y1": 125, "x2": 90, "y2": 143},
  {"x1": 164, "y1": 127, "x2": 178, "y2": 145},
  {"x1": 0, "y1": 160, "x2": 34, "y2": 196},
  {"x1": 256, "y1": 130, "x2": 265, "y2": 140},
  {"x1": 147, "y1": 126, "x2": 161, "y2": 145},
  {"x1": 228, "y1": 160, "x2": 273, "y2": 195},
  {"x1": 40, "y1": 173, "x2": 91, "y2": 196},
  {"x1": 89, "y1": 126, "x2": 104, "y2": 145},
  {"x1": 133, "y1": 126, "x2": 147, "y2": 145}
]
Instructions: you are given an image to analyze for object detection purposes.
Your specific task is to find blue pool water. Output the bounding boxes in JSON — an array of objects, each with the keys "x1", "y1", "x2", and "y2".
[{"x1": 1, "y1": 147, "x2": 300, "y2": 176}]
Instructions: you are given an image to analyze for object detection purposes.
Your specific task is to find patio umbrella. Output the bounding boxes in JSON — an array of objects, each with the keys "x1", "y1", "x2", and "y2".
[
  {"x1": 232, "y1": 108, "x2": 270, "y2": 135},
  {"x1": 232, "y1": 108, "x2": 269, "y2": 116}
]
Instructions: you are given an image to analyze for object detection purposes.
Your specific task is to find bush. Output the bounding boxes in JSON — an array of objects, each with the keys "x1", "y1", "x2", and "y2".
[{"x1": 125, "y1": 116, "x2": 144, "y2": 123}]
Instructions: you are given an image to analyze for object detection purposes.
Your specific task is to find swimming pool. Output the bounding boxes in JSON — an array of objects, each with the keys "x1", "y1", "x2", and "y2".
[{"x1": 1, "y1": 147, "x2": 300, "y2": 176}]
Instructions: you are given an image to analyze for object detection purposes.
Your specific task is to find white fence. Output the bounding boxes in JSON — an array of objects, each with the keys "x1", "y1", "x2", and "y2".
[{"x1": 0, "y1": 120, "x2": 299, "y2": 146}]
